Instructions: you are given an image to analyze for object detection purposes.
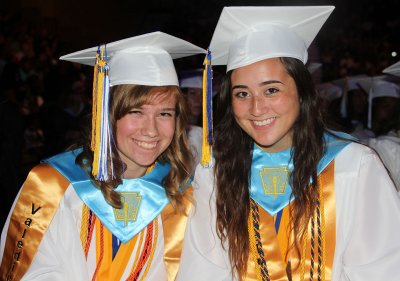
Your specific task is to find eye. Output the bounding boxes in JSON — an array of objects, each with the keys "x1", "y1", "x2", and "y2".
[
  {"x1": 159, "y1": 111, "x2": 175, "y2": 117},
  {"x1": 128, "y1": 109, "x2": 142, "y2": 115},
  {"x1": 233, "y1": 91, "x2": 249, "y2": 99},
  {"x1": 265, "y1": 87, "x2": 279, "y2": 96}
]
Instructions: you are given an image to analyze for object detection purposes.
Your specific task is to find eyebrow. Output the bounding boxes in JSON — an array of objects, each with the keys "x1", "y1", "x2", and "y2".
[
  {"x1": 133, "y1": 106, "x2": 176, "y2": 111},
  {"x1": 232, "y1": 80, "x2": 283, "y2": 90}
]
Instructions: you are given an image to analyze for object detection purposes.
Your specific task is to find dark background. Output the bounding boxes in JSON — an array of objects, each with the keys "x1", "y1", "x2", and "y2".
[{"x1": 3, "y1": 0, "x2": 400, "y2": 74}]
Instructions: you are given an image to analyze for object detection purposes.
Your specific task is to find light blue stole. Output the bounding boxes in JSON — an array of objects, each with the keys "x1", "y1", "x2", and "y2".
[
  {"x1": 42, "y1": 149, "x2": 172, "y2": 243},
  {"x1": 250, "y1": 131, "x2": 354, "y2": 216}
]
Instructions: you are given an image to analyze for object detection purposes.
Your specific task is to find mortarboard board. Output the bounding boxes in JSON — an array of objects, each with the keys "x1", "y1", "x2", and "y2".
[
  {"x1": 383, "y1": 61, "x2": 400, "y2": 77},
  {"x1": 60, "y1": 32, "x2": 205, "y2": 181},
  {"x1": 208, "y1": 6, "x2": 335, "y2": 72},
  {"x1": 61, "y1": 31, "x2": 206, "y2": 87}
]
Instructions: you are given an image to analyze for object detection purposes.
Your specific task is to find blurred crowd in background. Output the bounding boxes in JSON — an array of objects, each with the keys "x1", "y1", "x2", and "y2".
[{"x1": 1, "y1": 1, "x2": 399, "y2": 227}]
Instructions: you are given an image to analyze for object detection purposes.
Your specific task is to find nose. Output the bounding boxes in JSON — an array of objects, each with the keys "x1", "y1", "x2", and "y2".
[
  {"x1": 249, "y1": 95, "x2": 265, "y2": 117},
  {"x1": 141, "y1": 116, "x2": 158, "y2": 137}
]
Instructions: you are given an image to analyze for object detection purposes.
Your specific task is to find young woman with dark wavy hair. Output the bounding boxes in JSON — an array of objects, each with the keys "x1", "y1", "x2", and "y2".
[{"x1": 177, "y1": 6, "x2": 400, "y2": 281}]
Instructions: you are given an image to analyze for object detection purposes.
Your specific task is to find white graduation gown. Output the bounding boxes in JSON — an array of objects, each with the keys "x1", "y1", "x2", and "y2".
[
  {"x1": 187, "y1": 125, "x2": 203, "y2": 168},
  {"x1": 176, "y1": 143, "x2": 400, "y2": 281},
  {"x1": 0, "y1": 186, "x2": 168, "y2": 281},
  {"x1": 368, "y1": 131, "x2": 400, "y2": 191}
]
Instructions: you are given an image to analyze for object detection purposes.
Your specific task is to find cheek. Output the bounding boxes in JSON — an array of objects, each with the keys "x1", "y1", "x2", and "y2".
[
  {"x1": 275, "y1": 96, "x2": 300, "y2": 116},
  {"x1": 116, "y1": 117, "x2": 139, "y2": 138},
  {"x1": 162, "y1": 120, "x2": 176, "y2": 138},
  {"x1": 231, "y1": 100, "x2": 246, "y2": 117}
]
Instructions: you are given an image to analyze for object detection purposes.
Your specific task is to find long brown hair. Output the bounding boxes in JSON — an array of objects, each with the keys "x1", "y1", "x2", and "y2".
[
  {"x1": 213, "y1": 57, "x2": 325, "y2": 279},
  {"x1": 76, "y1": 84, "x2": 193, "y2": 212}
]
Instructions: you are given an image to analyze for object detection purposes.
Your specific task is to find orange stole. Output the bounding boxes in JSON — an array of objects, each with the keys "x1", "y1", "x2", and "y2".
[
  {"x1": 0, "y1": 164, "x2": 70, "y2": 281},
  {"x1": 247, "y1": 161, "x2": 336, "y2": 281},
  {"x1": 83, "y1": 186, "x2": 193, "y2": 281}
]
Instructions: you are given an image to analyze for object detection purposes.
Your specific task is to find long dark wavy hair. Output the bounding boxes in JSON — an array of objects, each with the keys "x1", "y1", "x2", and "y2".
[
  {"x1": 75, "y1": 84, "x2": 194, "y2": 213},
  {"x1": 214, "y1": 57, "x2": 326, "y2": 279}
]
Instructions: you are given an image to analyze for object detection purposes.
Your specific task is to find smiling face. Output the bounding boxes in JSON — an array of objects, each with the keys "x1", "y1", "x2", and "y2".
[
  {"x1": 115, "y1": 91, "x2": 177, "y2": 178},
  {"x1": 231, "y1": 58, "x2": 300, "y2": 152}
]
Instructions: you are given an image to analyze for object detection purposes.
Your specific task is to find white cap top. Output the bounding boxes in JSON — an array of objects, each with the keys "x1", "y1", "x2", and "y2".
[
  {"x1": 208, "y1": 6, "x2": 335, "y2": 72},
  {"x1": 357, "y1": 75, "x2": 400, "y2": 100},
  {"x1": 60, "y1": 31, "x2": 206, "y2": 86},
  {"x1": 307, "y1": 62, "x2": 322, "y2": 74},
  {"x1": 383, "y1": 61, "x2": 400, "y2": 77},
  {"x1": 179, "y1": 69, "x2": 203, "y2": 89},
  {"x1": 316, "y1": 82, "x2": 343, "y2": 101},
  {"x1": 333, "y1": 74, "x2": 369, "y2": 91}
]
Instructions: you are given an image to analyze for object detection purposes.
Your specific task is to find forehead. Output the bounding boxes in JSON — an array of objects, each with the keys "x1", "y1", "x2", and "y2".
[
  {"x1": 231, "y1": 58, "x2": 289, "y2": 83},
  {"x1": 144, "y1": 90, "x2": 178, "y2": 105}
]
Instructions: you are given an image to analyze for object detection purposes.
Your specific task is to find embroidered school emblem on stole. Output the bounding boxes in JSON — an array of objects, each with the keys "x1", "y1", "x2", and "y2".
[
  {"x1": 259, "y1": 166, "x2": 289, "y2": 199},
  {"x1": 113, "y1": 192, "x2": 142, "y2": 226}
]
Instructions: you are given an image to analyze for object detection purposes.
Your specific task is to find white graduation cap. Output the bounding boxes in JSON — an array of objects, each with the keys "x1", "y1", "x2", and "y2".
[
  {"x1": 59, "y1": 32, "x2": 205, "y2": 181},
  {"x1": 307, "y1": 62, "x2": 322, "y2": 74},
  {"x1": 60, "y1": 31, "x2": 206, "y2": 86},
  {"x1": 333, "y1": 74, "x2": 369, "y2": 91},
  {"x1": 315, "y1": 82, "x2": 343, "y2": 102},
  {"x1": 357, "y1": 75, "x2": 400, "y2": 128},
  {"x1": 383, "y1": 61, "x2": 400, "y2": 77},
  {"x1": 208, "y1": 6, "x2": 335, "y2": 72},
  {"x1": 332, "y1": 74, "x2": 369, "y2": 117},
  {"x1": 179, "y1": 69, "x2": 203, "y2": 89}
]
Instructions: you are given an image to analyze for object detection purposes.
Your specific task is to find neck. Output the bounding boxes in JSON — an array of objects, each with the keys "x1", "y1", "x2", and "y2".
[{"x1": 123, "y1": 166, "x2": 147, "y2": 179}]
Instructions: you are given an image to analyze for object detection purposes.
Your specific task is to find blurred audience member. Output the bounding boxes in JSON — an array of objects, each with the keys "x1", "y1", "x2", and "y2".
[{"x1": 179, "y1": 69, "x2": 203, "y2": 167}]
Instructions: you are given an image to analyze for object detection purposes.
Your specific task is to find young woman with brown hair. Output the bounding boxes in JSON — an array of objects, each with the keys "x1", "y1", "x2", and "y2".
[{"x1": 0, "y1": 32, "x2": 205, "y2": 281}]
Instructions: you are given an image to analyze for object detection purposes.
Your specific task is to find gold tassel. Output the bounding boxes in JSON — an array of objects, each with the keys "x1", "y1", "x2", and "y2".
[
  {"x1": 201, "y1": 50, "x2": 212, "y2": 166},
  {"x1": 91, "y1": 45, "x2": 106, "y2": 178}
]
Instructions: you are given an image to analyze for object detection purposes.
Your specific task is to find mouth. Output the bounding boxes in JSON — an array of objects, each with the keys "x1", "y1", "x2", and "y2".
[
  {"x1": 134, "y1": 140, "x2": 157, "y2": 149},
  {"x1": 253, "y1": 117, "x2": 276, "y2": 127}
]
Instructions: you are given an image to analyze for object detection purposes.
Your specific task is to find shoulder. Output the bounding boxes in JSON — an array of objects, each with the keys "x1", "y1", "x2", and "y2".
[
  {"x1": 193, "y1": 160, "x2": 215, "y2": 187},
  {"x1": 187, "y1": 125, "x2": 203, "y2": 135},
  {"x1": 334, "y1": 142, "x2": 396, "y2": 192},
  {"x1": 192, "y1": 161, "x2": 216, "y2": 202},
  {"x1": 369, "y1": 134, "x2": 400, "y2": 150},
  {"x1": 335, "y1": 142, "x2": 379, "y2": 171}
]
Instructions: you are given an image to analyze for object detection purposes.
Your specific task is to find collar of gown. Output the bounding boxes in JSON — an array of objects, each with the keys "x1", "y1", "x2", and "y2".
[
  {"x1": 250, "y1": 131, "x2": 354, "y2": 215},
  {"x1": 42, "y1": 149, "x2": 172, "y2": 243}
]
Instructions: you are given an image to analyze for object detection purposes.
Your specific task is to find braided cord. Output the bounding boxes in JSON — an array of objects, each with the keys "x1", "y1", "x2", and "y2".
[
  {"x1": 310, "y1": 213, "x2": 315, "y2": 281},
  {"x1": 318, "y1": 178, "x2": 326, "y2": 281},
  {"x1": 127, "y1": 217, "x2": 158, "y2": 281},
  {"x1": 249, "y1": 199, "x2": 270, "y2": 281},
  {"x1": 300, "y1": 225, "x2": 308, "y2": 281},
  {"x1": 138, "y1": 217, "x2": 158, "y2": 281},
  {"x1": 80, "y1": 204, "x2": 89, "y2": 250}
]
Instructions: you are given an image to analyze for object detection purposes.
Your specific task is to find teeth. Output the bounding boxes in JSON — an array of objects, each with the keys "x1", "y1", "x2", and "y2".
[
  {"x1": 254, "y1": 117, "x2": 275, "y2": 126},
  {"x1": 136, "y1": 141, "x2": 157, "y2": 148}
]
